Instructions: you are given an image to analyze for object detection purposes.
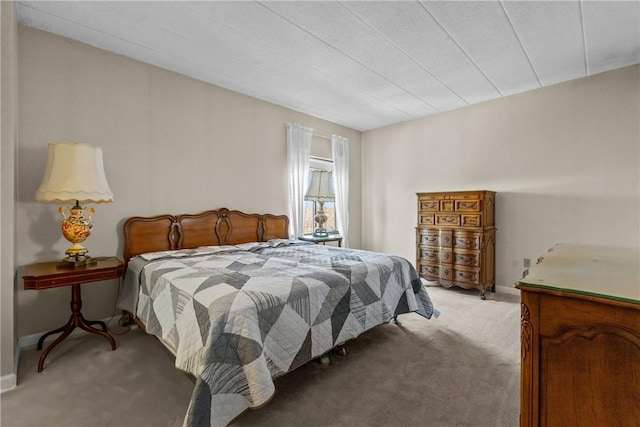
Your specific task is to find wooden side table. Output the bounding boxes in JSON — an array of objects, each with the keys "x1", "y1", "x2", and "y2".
[
  {"x1": 298, "y1": 235, "x2": 343, "y2": 247},
  {"x1": 22, "y1": 257, "x2": 126, "y2": 371}
]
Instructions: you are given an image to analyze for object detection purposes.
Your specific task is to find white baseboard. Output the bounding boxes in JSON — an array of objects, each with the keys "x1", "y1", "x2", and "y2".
[
  {"x1": 1, "y1": 314, "x2": 121, "y2": 393},
  {"x1": 422, "y1": 277, "x2": 521, "y2": 297},
  {"x1": 0, "y1": 336, "x2": 22, "y2": 393},
  {"x1": 495, "y1": 285, "x2": 521, "y2": 296},
  {"x1": 0, "y1": 373, "x2": 16, "y2": 393},
  {"x1": 17, "y1": 331, "x2": 43, "y2": 350}
]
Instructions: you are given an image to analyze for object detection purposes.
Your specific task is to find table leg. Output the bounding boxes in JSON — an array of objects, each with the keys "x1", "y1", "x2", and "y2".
[
  {"x1": 37, "y1": 322, "x2": 70, "y2": 351},
  {"x1": 37, "y1": 284, "x2": 116, "y2": 372},
  {"x1": 83, "y1": 319, "x2": 108, "y2": 332}
]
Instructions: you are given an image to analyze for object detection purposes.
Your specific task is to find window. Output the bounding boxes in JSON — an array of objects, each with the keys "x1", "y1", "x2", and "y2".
[{"x1": 303, "y1": 158, "x2": 337, "y2": 235}]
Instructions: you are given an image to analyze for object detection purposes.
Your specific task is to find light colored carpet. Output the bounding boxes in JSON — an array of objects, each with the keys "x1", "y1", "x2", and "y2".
[{"x1": 1, "y1": 285, "x2": 520, "y2": 427}]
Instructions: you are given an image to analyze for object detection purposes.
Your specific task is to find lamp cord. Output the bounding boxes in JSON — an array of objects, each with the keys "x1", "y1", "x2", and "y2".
[{"x1": 105, "y1": 264, "x2": 131, "y2": 336}]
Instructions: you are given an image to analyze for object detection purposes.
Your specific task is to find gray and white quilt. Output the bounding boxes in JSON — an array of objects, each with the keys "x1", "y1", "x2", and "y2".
[{"x1": 119, "y1": 239, "x2": 437, "y2": 427}]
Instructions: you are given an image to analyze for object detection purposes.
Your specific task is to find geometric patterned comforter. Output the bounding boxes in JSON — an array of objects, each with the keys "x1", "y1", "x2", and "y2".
[{"x1": 118, "y1": 239, "x2": 437, "y2": 427}]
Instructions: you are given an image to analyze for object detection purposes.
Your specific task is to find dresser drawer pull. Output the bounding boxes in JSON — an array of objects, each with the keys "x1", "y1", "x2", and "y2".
[
  {"x1": 423, "y1": 236, "x2": 437, "y2": 244},
  {"x1": 426, "y1": 267, "x2": 437, "y2": 274},
  {"x1": 457, "y1": 255, "x2": 475, "y2": 263},
  {"x1": 423, "y1": 252, "x2": 437, "y2": 259},
  {"x1": 458, "y1": 272, "x2": 475, "y2": 280},
  {"x1": 456, "y1": 199, "x2": 481, "y2": 212},
  {"x1": 457, "y1": 239, "x2": 473, "y2": 246},
  {"x1": 440, "y1": 216, "x2": 457, "y2": 223}
]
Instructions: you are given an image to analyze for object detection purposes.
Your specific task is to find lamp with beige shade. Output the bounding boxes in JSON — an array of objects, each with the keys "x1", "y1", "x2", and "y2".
[
  {"x1": 36, "y1": 142, "x2": 113, "y2": 266},
  {"x1": 304, "y1": 170, "x2": 335, "y2": 238}
]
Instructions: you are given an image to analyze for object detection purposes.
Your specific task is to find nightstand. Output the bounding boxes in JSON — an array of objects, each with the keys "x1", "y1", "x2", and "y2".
[
  {"x1": 299, "y1": 235, "x2": 343, "y2": 247},
  {"x1": 22, "y1": 257, "x2": 125, "y2": 371}
]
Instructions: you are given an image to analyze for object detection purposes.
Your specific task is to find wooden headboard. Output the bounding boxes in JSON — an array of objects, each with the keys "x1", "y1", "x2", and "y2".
[{"x1": 123, "y1": 208, "x2": 289, "y2": 263}]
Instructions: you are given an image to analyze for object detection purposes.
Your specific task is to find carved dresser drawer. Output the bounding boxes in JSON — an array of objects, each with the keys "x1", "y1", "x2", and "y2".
[
  {"x1": 419, "y1": 200, "x2": 439, "y2": 211},
  {"x1": 416, "y1": 190, "x2": 495, "y2": 299},
  {"x1": 455, "y1": 199, "x2": 481, "y2": 211},
  {"x1": 418, "y1": 230, "x2": 439, "y2": 246},
  {"x1": 418, "y1": 214, "x2": 435, "y2": 226},
  {"x1": 461, "y1": 214, "x2": 481, "y2": 227},
  {"x1": 453, "y1": 230, "x2": 481, "y2": 250},
  {"x1": 420, "y1": 263, "x2": 439, "y2": 279},
  {"x1": 454, "y1": 249, "x2": 481, "y2": 268},
  {"x1": 419, "y1": 247, "x2": 439, "y2": 263},
  {"x1": 418, "y1": 229, "x2": 453, "y2": 247},
  {"x1": 454, "y1": 266, "x2": 480, "y2": 285}
]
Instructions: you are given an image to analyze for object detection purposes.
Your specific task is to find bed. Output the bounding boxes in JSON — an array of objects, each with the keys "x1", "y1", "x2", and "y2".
[{"x1": 118, "y1": 208, "x2": 437, "y2": 427}]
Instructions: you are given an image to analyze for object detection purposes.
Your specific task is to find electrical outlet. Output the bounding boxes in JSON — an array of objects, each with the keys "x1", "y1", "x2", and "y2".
[
  {"x1": 524, "y1": 258, "x2": 531, "y2": 268},
  {"x1": 120, "y1": 312, "x2": 132, "y2": 326}
]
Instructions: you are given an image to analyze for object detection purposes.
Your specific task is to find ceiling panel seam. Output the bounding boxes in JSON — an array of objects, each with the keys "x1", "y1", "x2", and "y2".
[
  {"x1": 99, "y1": 1, "x2": 200, "y2": 49},
  {"x1": 99, "y1": 1, "x2": 402, "y2": 126},
  {"x1": 20, "y1": 3, "x2": 292, "y2": 104},
  {"x1": 579, "y1": 0, "x2": 590, "y2": 75},
  {"x1": 419, "y1": 0, "x2": 504, "y2": 97},
  {"x1": 184, "y1": 3, "x2": 409, "y2": 124},
  {"x1": 499, "y1": 1, "x2": 541, "y2": 87},
  {"x1": 15, "y1": 0, "x2": 640, "y2": 132},
  {"x1": 16, "y1": 2, "x2": 159, "y2": 55},
  {"x1": 17, "y1": 2, "x2": 363, "y2": 128},
  {"x1": 256, "y1": 1, "x2": 436, "y2": 117},
  {"x1": 341, "y1": 1, "x2": 470, "y2": 106}
]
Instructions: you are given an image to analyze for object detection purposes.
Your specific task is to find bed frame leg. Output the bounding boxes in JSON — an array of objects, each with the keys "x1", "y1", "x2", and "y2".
[{"x1": 319, "y1": 345, "x2": 347, "y2": 366}]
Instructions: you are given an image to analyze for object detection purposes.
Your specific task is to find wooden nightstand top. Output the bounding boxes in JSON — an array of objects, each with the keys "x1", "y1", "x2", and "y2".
[
  {"x1": 23, "y1": 257, "x2": 125, "y2": 290},
  {"x1": 298, "y1": 235, "x2": 343, "y2": 246}
]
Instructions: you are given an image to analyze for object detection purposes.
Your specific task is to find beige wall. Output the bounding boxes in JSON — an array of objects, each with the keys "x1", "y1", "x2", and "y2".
[
  {"x1": 15, "y1": 25, "x2": 362, "y2": 339},
  {"x1": 8, "y1": 19, "x2": 639, "y2": 382},
  {"x1": 362, "y1": 65, "x2": 640, "y2": 290},
  {"x1": 1, "y1": 0, "x2": 18, "y2": 381}
]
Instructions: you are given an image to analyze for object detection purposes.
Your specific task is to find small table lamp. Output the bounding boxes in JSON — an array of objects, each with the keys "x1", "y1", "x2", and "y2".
[
  {"x1": 35, "y1": 142, "x2": 113, "y2": 266},
  {"x1": 304, "y1": 170, "x2": 335, "y2": 237}
]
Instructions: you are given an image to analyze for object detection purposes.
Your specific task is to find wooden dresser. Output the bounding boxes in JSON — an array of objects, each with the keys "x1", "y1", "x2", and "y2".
[
  {"x1": 416, "y1": 190, "x2": 496, "y2": 299},
  {"x1": 516, "y1": 243, "x2": 640, "y2": 426}
]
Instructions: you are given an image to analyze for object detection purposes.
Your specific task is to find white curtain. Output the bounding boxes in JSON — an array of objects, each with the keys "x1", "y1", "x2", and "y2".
[
  {"x1": 286, "y1": 123, "x2": 312, "y2": 238},
  {"x1": 331, "y1": 135, "x2": 349, "y2": 247}
]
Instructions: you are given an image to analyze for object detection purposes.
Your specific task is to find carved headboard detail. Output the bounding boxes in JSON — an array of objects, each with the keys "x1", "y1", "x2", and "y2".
[{"x1": 123, "y1": 208, "x2": 289, "y2": 263}]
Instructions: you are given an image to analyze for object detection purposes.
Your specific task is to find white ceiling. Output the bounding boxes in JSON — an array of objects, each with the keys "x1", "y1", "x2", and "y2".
[{"x1": 15, "y1": 1, "x2": 640, "y2": 132}]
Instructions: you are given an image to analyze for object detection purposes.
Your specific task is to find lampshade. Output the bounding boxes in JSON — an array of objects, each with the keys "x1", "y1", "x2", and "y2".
[
  {"x1": 304, "y1": 170, "x2": 335, "y2": 202},
  {"x1": 36, "y1": 142, "x2": 113, "y2": 204},
  {"x1": 35, "y1": 142, "x2": 113, "y2": 266}
]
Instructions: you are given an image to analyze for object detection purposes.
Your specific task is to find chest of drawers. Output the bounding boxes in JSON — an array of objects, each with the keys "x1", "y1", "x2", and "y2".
[{"x1": 416, "y1": 190, "x2": 496, "y2": 298}]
